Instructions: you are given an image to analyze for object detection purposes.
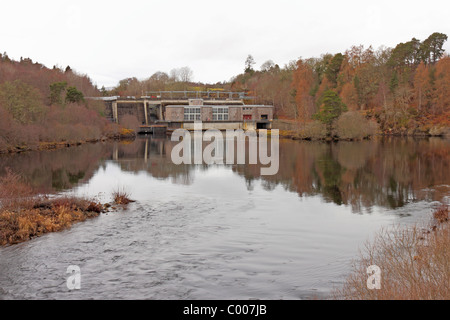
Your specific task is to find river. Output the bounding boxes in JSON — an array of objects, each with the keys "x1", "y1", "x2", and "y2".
[{"x1": 0, "y1": 136, "x2": 449, "y2": 299}]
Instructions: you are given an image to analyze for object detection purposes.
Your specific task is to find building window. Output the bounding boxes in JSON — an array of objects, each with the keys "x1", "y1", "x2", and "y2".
[
  {"x1": 184, "y1": 107, "x2": 201, "y2": 121},
  {"x1": 212, "y1": 107, "x2": 228, "y2": 121}
]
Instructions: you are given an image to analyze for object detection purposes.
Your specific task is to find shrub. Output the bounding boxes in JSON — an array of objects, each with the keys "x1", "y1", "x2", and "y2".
[
  {"x1": 112, "y1": 187, "x2": 134, "y2": 205},
  {"x1": 334, "y1": 205, "x2": 450, "y2": 300},
  {"x1": 0, "y1": 168, "x2": 35, "y2": 209},
  {"x1": 0, "y1": 80, "x2": 46, "y2": 124},
  {"x1": 336, "y1": 111, "x2": 379, "y2": 140},
  {"x1": 295, "y1": 121, "x2": 328, "y2": 140}
]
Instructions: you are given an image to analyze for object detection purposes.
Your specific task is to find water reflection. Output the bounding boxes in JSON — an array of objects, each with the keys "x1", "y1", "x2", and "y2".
[
  {"x1": 110, "y1": 136, "x2": 450, "y2": 213},
  {"x1": 0, "y1": 143, "x2": 111, "y2": 192},
  {"x1": 235, "y1": 138, "x2": 450, "y2": 212},
  {"x1": 0, "y1": 137, "x2": 448, "y2": 214}
]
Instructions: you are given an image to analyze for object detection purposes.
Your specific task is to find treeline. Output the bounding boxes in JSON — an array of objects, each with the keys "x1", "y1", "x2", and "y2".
[
  {"x1": 109, "y1": 32, "x2": 449, "y2": 137},
  {"x1": 0, "y1": 54, "x2": 118, "y2": 153},
  {"x1": 230, "y1": 32, "x2": 449, "y2": 136}
]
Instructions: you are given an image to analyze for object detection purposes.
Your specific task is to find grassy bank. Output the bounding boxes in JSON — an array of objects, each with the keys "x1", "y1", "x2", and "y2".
[
  {"x1": 334, "y1": 204, "x2": 449, "y2": 300},
  {"x1": 0, "y1": 169, "x2": 133, "y2": 246}
]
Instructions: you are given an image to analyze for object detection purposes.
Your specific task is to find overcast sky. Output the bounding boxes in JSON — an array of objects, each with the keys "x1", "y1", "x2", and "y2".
[{"x1": 1, "y1": 0, "x2": 449, "y2": 88}]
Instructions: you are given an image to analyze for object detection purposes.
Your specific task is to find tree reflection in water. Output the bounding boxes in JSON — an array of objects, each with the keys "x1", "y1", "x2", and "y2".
[{"x1": 0, "y1": 136, "x2": 448, "y2": 214}]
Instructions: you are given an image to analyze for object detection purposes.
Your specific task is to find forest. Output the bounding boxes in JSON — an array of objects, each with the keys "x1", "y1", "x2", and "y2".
[
  {"x1": 111, "y1": 32, "x2": 449, "y2": 138},
  {"x1": 0, "y1": 32, "x2": 449, "y2": 152},
  {"x1": 0, "y1": 54, "x2": 121, "y2": 153},
  {"x1": 234, "y1": 32, "x2": 449, "y2": 138}
]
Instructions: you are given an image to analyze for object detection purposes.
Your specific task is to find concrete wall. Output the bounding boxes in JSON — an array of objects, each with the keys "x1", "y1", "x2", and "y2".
[
  {"x1": 254, "y1": 106, "x2": 273, "y2": 120},
  {"x1": 182, "y1": 122, "x2": 257, "y2": 131},
  {"x1": 104, "y1": 100, "x2": 273, "y2": 126},
  {"x1": 165, "y1": 106, "x2": 184, "y2": 122},
  {"x1": 228, "y1": 107, "x2": 242, "y2": 121},
  {"x1": 116, "y1": 103, "x2": 145, "y2": 124},
  {"x1": 202, "y1": 106, "x2": 213, "y2": 121}
]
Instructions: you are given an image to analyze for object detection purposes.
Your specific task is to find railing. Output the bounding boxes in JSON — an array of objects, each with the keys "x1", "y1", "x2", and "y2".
[{"x1": 143, "y1": 91, "x2": 253, "y2": 100}]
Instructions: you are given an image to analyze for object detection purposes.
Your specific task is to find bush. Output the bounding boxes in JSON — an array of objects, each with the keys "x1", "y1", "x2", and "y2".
[
  {"x1": 334, "y1": 205, "x2": 449, "y2": 300},
  {"x1": 112, "y1": 187, "x2": 134, "y2": 205},
  {"x1": 295, "y1": 121, "x2": 328, "y2": 140},
  {"x1": 0, "y1": 80, "x2": 46, "y2": 124},
  {"x1": 336, "y1": 112, "x2": 379, "y2": 140}
]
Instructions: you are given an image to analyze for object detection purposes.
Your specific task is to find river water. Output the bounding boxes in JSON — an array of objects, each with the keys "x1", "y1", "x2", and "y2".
[{"x1": 0, "y1": 136, "x2": 449, "y2": 299}]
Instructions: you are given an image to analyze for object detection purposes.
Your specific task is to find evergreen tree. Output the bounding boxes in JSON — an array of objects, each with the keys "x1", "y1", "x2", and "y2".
[
  {"x1": 65, "y1": 86, "x2": 84, "y2": 103},
  {"x1": 313, "y1": 90, "x2": 348, "y2": 131},
  {"x1": 49, "y1": 82, "x2": 67, "y2": 105}
]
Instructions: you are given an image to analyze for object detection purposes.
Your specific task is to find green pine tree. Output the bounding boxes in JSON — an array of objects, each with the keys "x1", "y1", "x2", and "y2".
[{"x1": 313, "y1": 90, "x2": 348, "y2": 132}]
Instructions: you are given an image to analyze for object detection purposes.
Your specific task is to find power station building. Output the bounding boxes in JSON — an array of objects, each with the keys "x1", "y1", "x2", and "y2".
[
  {"x1": 165, "y1": 99, "x2": 273, "y2": 130},
  {"x1": 96, "y1": 94, "x2": 274, "y2": 133}
]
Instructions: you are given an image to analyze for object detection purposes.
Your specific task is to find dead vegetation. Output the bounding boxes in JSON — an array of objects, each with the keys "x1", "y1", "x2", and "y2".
[
  {"x1": 0, "y1": 169, "x2": 133, "y2": 246},
  {"x1": 112, "y1": 187, "x2": 135, "y2": 205},
  {"x1": 0, "y1": 197, "x2": 104, "y2": 246},
  {"x1": 334, "y1": 204, "x2": 449, "y2": 300}
]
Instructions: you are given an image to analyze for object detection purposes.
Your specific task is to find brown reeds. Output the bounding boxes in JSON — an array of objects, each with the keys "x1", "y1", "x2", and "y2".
[
  {"x1": 0, "y1": 169, "x2": 105, "y2": 246},
  {"x1": 334, "y1": 204, "x2": 449, "y2": 300},
  {"x1": 112, "y1": 187, "x2": 134, "y2": 205}
]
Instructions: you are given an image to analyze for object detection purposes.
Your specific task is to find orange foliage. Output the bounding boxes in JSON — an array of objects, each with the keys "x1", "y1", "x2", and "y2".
[
  {"x1": 414, "y1": 62, "x2": 433, "y2": 112},
  {"x1": 292, "y1": 60, "x2": 315, "y2": 121},
  {"x1": 340, "y1": 83, "x2": 358, "y2": 111},
  {"x1": 435, "y1": 57, "x2": 450, "y2": 117}
]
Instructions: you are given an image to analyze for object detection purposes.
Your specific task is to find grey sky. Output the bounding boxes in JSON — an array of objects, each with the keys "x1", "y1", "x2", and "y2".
[{"x1": 1, "y1": 0, "x2": 449, "y2": 88}]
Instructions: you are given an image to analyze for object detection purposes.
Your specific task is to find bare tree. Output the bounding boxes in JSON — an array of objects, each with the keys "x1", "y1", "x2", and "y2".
[
  {"x1": 178, "y1": 66, "x2": 194, "y2": 82},
  {"x1": 245, "y1": 54, "x2": 256, "y2": 73},
  {"x1": 169, "y1": 68, "x2": 180, "y2": 82},
  {"x1": 260, "y1": 60, "x2": 275, "y2": 72}
]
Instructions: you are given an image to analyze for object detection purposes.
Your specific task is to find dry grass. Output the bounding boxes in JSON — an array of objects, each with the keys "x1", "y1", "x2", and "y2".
[
  {"x1": 112, "y1": 187, "x2": 134, "y2": 205},
  {"x1": 0, "y1": 169, "x2": 105, "y2": 246},
  {"x1": 433, "y1": 204, "x2": 449, "y2": 223},
  {"x1": 334, "y1": 204, "x2": 449, "y2": 300},
  {"x1": 0, "y1": 197, "x2": 104, "y2": 246}
]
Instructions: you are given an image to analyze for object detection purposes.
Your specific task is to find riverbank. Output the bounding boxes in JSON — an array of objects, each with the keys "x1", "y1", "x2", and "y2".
[
  {"x1": 334, "y1": 204, "x2": 449, "y2": 300},
  {"x1": 273, "y1": 119, "x2": 450, "y2": 141},
  {"x1": 0, "y1": 128, "x2": 136, "y2": 155},
  {"x1": 0, "y1": 169, "x2": 133, "y2": 246}
]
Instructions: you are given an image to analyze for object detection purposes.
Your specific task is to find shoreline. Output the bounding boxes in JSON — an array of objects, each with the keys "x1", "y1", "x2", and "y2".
[
  {"x1": 1, "y1": 130, "x2": 448, "y2": 156},
  {"x1": 272, "y1": 118, "x2": 450, "y2": 141},
  {"x1": 273, "y1": 129, "x2": 450, "y2": 141},
  {"x1": 0, "y1": 131, "x2": 137, "y2": 155}
]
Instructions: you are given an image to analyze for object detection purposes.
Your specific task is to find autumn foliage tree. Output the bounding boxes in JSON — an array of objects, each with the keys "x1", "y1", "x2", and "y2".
[
  {"x1": 292, "y1": 60, "x2": 315, "y2": 121},
  {"x1": 0, "y1": 54, "x2": 118, "y2": 153},
  {"x1": 287, "y1": 32, "x2": 449, "y2": 135}
]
